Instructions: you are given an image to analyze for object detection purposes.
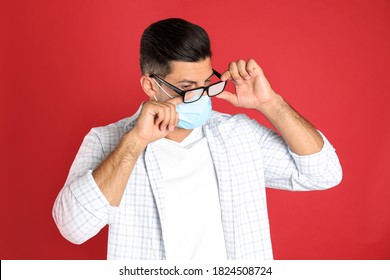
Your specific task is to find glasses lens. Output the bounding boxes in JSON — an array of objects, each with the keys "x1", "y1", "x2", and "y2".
[
  {"x1": 208, "y1": 81, "x2": 226, "y2": 96},
  {"x1": 184, "y1": 88, "x2": 204, "y2": 103}
]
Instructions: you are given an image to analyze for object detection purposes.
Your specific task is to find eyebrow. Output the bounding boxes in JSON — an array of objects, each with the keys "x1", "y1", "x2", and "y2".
[{"x1": 176, "y1": 71, "x2": 215, "y2": 84}]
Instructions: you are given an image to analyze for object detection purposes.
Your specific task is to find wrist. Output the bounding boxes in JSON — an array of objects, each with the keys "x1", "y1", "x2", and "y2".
[
  {"x1": 256, "y1": 93, "x2": 285, "y2": 117},
  {"x1": 121, "y1": 130, "x2": 148, "y2": 159}
]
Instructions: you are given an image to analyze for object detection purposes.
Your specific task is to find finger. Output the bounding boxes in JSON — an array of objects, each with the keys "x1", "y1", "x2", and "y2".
[
  {"x1": 228, "y1": 62, "x2": 242, "y2": 83},
  {"x1": 220, "y1": 70, "x2": 232, "y2": 82},
  {"x1": 166, "y1": 95, "x2": 183, "y2": 107},
  {"x1": 246, "y1": 59, "x2": 262, "y2": 77},
  {"x1": 149, "y1": 102, "x2": 171, "y2": 131},
  {"x1": 164, "y1": 97, "x2": 181, "y2": 130},
  {"x1": 166, "y1": 102, "x2": 178, "y2": 131},
  {"x1": 237, "y1": 59, "x2": 251, "y2": 80},
  {"x1": 139, "y1": 101, "x2": 158, "y2": 124},
  {"x1": 152, "y1": 104, "x2": 167, "y2": 130},
  {"x1": 160, "y1": 102, "x2": 176, "y2": 131},
  {"x1": 172, "y1": 109, "x2": 179, "y2": 130}
]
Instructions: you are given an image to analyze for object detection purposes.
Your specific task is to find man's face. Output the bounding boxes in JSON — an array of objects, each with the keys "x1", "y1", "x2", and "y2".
[{"x1": 155, "y1": 57, "x2": 213, "y2": 102}]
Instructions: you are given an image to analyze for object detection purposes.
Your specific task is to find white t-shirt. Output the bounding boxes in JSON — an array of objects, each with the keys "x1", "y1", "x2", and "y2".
[{"x1": 154, "y1": 127, "x2": 227, "y2": 260}]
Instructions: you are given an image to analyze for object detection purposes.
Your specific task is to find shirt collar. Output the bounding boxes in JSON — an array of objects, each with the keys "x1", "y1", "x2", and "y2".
[{"x1": 123, "y1": 103, "x2": 144, "y2": 133}]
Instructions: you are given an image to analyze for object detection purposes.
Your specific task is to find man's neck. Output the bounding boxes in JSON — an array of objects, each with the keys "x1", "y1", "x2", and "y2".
[{"x1": 165, "y1": 127, "x2": 193, "y2": 143}]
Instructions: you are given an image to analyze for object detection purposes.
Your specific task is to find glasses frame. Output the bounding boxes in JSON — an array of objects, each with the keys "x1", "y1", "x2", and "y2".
[{"x1": 150, "y1": 69, "x2": 226, "y2": 103}]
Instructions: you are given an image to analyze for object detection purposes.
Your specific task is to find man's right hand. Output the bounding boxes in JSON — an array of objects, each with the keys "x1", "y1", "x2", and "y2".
[
  {"x1": 91, "y1": 97, "x2": 182, "y2": 206},
  {"x1": 130, "y1": 97, "x2": 182, "y2": 146}
]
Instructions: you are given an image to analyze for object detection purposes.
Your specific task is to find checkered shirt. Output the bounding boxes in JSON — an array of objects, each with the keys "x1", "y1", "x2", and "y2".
[{"x1": 53, "y1": 108, "x2": 342, "y2": 259}]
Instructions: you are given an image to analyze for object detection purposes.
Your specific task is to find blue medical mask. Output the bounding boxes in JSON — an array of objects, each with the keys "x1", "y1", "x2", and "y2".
[
  {"x1": 153, "y1": 79, "x2": 212, "y2": 130},
  {"x1": 176, "y1": 96, "x2": 212, "y2": 130}
]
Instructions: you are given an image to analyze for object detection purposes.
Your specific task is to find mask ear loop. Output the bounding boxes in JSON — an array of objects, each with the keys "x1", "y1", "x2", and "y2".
[
  {"x1": 153, "y1": 96, "x2": 158, "y2": 101},
  {"x1": 152, "y1": 79, "x2": 174, "y2": 98}
]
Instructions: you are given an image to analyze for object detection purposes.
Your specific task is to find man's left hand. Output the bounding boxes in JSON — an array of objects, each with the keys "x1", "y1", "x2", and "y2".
[{"x1": 218, "y1": 59, "x2": 277, "y2": 112}]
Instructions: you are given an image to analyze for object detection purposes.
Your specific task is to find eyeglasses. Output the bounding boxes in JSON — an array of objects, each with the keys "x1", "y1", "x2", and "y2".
[{"x1": 150, "y1": 69, "x2": 226, "y2": 103}]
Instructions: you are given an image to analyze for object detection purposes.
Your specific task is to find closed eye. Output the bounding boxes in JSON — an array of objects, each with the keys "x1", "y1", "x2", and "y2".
[{"x1": 179, "y1": 83, "x2": 196, "y2": 90}]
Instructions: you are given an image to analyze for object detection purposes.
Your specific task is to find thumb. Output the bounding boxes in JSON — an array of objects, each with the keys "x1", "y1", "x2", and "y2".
[{"x1": 216, "y1": 90, "x2": 238, "y2": 106}]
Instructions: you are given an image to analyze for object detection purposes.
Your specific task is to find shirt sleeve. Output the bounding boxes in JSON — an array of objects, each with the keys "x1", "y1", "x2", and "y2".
[
  {"x1": 253, "y1": 121, "x2": 343, "y2": 191},
  {"x1": 52, "y1": 129, "x2": 118, "y2": 244}
]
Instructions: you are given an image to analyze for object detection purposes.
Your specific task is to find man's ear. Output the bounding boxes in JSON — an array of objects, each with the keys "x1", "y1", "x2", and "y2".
[{"x1": 140, "y1": 75, "x2": 158, "y2": 99}]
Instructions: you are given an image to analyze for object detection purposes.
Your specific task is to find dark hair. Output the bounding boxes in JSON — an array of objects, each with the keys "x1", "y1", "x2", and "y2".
[{"x1": 140, "y1": 18, "x2": 212, "y2": 77}]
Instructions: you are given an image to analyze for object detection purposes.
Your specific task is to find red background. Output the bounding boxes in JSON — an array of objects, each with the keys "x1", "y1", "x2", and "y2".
[{"x1": 1, "y1": 0, "x2": 389, "y2": 260}]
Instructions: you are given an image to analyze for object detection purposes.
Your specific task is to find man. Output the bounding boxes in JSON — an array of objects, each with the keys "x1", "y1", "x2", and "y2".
[{"x1": 53, "y1": 18, "x2": 342, "y2": 260}]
